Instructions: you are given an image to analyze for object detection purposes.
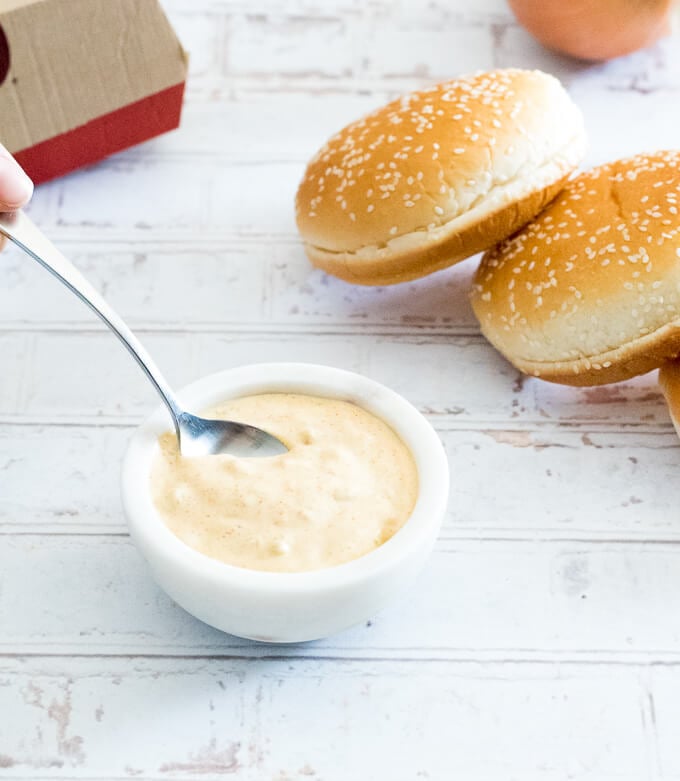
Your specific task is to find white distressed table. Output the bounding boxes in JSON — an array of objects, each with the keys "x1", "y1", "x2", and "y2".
[{"x1": 2, "y1": 1, "x2": 680, "y2": 778}]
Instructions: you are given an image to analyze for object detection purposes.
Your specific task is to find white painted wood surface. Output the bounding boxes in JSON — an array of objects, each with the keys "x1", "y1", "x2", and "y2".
[{"x1": 2, "y1": 0, "x2": 680, "y2": 777}]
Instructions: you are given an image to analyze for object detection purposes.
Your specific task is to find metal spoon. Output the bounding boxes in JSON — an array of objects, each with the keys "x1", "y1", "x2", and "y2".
[{"x1": 0, "y1": 210, "x2": 288, "y2": 458}]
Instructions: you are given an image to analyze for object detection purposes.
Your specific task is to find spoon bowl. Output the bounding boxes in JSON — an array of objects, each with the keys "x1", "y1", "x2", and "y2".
[{"x1": 176, "y1": 410, "x2": 288, "y2": 457}]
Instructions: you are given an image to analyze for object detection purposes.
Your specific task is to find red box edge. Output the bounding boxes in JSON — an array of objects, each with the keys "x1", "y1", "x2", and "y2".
[{"x1": 14, "y1": 81, "x2": 186, "y2": 185}]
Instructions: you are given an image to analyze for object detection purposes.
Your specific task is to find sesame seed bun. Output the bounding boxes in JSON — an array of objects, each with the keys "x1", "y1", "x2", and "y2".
[
  {"x1": 295, "y1": 69, "x2": 586, "y2": 286},
  {"x1": 659, "y1": 359, "x2": 680, "y2": 439},
  {"x1": 471, "y1": 151, "x2": 680, "y2": 386}
]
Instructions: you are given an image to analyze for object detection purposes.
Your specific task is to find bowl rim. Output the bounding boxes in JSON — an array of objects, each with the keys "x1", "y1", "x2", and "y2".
[{"x1": 121, "y1": 362, "x2": 450, "y2": 595}]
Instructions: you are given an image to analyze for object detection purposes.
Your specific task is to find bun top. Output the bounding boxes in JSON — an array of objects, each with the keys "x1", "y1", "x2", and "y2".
[
  {"x1": 296, "y1": 68, "x2": 585, "y2": 255},
  {"x1": 472, "y1": 151, "x2": 680, "y2": 385}
]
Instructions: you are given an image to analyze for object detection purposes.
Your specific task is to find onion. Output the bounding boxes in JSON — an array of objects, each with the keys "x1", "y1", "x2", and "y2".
[{"x1": 508, "y1": 0, "x2": 674, "y2": 61}]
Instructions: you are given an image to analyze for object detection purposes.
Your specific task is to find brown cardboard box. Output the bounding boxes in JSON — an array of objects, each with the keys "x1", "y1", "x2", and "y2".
[{"x1": 0, "y1": 0, "x2": 188, "y2": 183}]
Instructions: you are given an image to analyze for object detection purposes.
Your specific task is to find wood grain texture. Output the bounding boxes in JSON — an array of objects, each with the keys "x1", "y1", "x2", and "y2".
[
  {"x1": 0, "y1": 329, "x2": 673, "y2": 426},
  {"x1": 2, "y1": 0, "x2": 680, "y2": 776},
  {"x1": 0, "y1": 658, "x2": 656, "y2": 780},
  {"x1": 3, "y1": 536, "x2": 680, "y2": 659},
  {"x1": 1, "y1": 424, "x2": 678, "y2": 539}
]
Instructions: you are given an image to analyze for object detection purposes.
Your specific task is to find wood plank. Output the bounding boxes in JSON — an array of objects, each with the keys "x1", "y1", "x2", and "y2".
[
  {"x1": 163, "y1": 4, "x2": 680, "y2": 98},
  {"x1": 0, "y1": 240, "x2": 478, "y2": 330},
  {"x1": 3, "y1": 536, "x2": 680, "y2": 658},
  {"x1": 650, "y1": 666, "x2": 680, "y2": 777},
  {"x1": 28, "y1": 160, "x2": 288, "y2": 237},
  {"x1": 268, "y1": 252, "x2": 479, "y2": 331},
  {"x1": 46, "y1": 158, "x2": 300, "y2": 237},
  {"x1": 165, "y1": 3, "x2": 506, "y2": 100},
  {"x1": 0, "y1": 244, "x2": 271, "y2": 328},
  {"x1": 0, "y1": 333, "x2": 27, "y2": 412},
  {"x1": 0, "y1": 659, "x2": 652, "y2": 781},
  {"x1": 225, "y1": 12, "x2": 493, "y2": 83},
  {"x1": 1, "y1": 424, "x2": 678, "y2": 539},
  {"x1": 0, "y1": 656, "x2": 652, "y2": 779},
  {"x1": 0, "y1": 329, "x2": 670, "y2": 426},
  {"x1": 0, "y1": 425, "x2": 128, "y2": 533}
]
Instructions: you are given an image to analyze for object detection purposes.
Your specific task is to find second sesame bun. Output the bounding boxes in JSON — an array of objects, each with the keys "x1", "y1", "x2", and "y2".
[
  {"x1": 659, "y1": 359, "x2": 680, "y2": 439},
  {"x1": 472, "y1": 151, "x2": 680, "y2": 386},
  {"x1": 295, "y1": 69, "x2": 586, "y2": 286}
]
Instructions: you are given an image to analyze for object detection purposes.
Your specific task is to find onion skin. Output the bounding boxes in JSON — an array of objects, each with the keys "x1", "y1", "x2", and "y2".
[{"x1": 508, "y1": 0, "x2": 674, "y2": 61}]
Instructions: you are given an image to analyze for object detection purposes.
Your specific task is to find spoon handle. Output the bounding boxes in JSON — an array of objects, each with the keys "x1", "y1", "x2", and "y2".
[{"x1": 0, "y1": 210, "x2": 183, "y2": 435}]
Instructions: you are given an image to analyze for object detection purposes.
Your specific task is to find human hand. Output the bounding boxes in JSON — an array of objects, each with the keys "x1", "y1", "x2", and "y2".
[
  {"x1": 0, "y1": 143, "x2": 32, "y2": 211},
  {"x1": 0, "y1": 144, "x2": 33, "y2": 250}
]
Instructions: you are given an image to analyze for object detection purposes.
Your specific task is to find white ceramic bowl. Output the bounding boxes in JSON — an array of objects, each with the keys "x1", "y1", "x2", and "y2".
[{"x1": 121, "y1": 363, "x2": 449, "y2": 643}]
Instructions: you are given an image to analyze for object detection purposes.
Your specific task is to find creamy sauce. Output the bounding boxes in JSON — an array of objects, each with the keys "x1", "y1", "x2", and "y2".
[{"x1": 150, "y1": 393, "x2": 419, "y2": 572}]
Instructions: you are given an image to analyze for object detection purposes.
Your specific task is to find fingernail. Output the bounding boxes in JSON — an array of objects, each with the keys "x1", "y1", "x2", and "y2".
[{"x1": 0, "y1": 155, "x2": 33, "y2": 209}]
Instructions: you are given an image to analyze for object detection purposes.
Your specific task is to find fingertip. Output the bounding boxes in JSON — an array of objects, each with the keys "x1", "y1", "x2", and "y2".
[{"x1": 0, "y1": 155, "x2": 33, "y2": 210}]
